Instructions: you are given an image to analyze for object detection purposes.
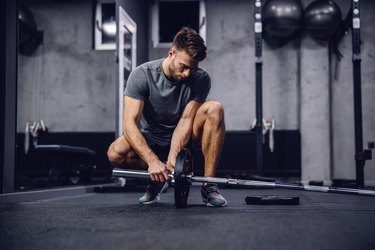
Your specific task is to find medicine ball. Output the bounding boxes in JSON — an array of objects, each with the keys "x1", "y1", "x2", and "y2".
[
  {"x1": 262, "y1": 0, "x2": 303, "y2": 39},
  {"x1": 304, "y1": 0, "x2": 342, "y2": 41},
  {"x1": 18, "y1": 5, "x2": 43, "y2": 55}
]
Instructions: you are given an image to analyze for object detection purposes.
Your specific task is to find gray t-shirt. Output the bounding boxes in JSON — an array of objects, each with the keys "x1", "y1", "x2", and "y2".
[{"x1": 124, "y1": 58, "x2": 211, "y2": 146}]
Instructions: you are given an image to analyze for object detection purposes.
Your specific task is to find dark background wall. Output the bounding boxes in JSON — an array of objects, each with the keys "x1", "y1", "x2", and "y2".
[{"x1": 0, "y1": 0, "x2": 6, "y2": 192}]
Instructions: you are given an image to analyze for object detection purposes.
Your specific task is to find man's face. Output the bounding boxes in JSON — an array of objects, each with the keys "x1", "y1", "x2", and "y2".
[{"x1": 168, "y1": 49, "x2": 199, "y2": 82}]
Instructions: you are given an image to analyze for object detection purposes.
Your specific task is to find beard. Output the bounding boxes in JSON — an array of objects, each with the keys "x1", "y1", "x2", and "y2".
[{"x1": 168, "y1": 57, "x2": 181, "y2": 82}]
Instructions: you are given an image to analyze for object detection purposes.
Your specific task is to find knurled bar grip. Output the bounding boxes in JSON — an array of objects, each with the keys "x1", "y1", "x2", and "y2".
[{"x1": 112, "y1": 169, "x2": 173, "y2": 180}]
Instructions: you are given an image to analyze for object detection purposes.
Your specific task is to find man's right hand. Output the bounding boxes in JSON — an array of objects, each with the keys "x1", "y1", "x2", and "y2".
[{"x1": 148, "y1": 160, "x2": 169, "y2": 182}]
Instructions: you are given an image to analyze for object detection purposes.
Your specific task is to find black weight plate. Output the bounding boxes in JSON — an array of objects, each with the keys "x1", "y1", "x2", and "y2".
[
  {"x1": 245, "y1": 195, "x2": 300, "y2": 205},
  {"x1": 174, "y1": 149, "x2": 193, "y2": 208}
]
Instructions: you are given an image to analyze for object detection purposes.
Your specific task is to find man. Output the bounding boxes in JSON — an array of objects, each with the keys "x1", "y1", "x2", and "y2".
[{"x1": 107, "y1": 27, "x2": 227, "y2": 207}]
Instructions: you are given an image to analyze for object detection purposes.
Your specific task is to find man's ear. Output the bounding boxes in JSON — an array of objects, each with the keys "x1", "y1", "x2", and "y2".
[{"x1": 168, "y1": 48, "x2": 175, "y2": 58}]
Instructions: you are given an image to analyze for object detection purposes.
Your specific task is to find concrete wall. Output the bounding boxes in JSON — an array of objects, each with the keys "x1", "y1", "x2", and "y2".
[
  {"x1": 17, "y1": 0, "x2": 148, "y2": 133},
  {"x1": 117, "y1": 0, "x2": 149, "y2": 66},
  {"x1": 148, "y1": 0, "x2": 375, "y2": 183},
  {"x1": 17, "y1": 0, "x2": 117, "y2": 132}
]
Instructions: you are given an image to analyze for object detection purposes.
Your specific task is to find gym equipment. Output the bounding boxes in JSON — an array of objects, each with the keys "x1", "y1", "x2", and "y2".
[
  {"x1": 245, "y1": 195, "x2": 300, "y2": 205},
  {"x1": 350, "y1": 0, "x2": 373, "y2": 188},
  {"x1": 262, "y1": 0, "x2": 303, "y2": 39},
  {"x1": 254, "y1": 0, "x2": 264, "y2": 176},
  {"x1": 112, "y1": 149, "x2": 375, "y2": 208},
  {"x1": 304, "y1": 0, "x2": 342, "y2": 41},
  {"x1": 174, "y1": 149, "x2": 192, "y2": 208},
  {"x1": 34, "y1": 145, "x2": 95, "y2": 185},
  {"x1": 18, "y1": 5, "x2": 43, "y2": 55}
]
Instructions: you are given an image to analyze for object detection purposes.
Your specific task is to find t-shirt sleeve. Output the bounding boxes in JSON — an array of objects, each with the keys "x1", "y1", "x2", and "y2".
[
  {"x1": 191, "y1": 71, "x2": 211, "y2": 102},
  {"x1": 124, "y1": 68, "x2": 148, "y2": 100}
]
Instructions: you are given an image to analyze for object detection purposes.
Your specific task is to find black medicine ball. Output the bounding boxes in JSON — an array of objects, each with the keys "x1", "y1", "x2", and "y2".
[
  {"x1": 262, "y1": 0, "x2": 303, "y2": 39},
  {"x1": 18, "y1": 5, "x2": 43, "y2": 55},
  {"x1": 304, "y1": 0, "x2": 342, "y2": 41}
]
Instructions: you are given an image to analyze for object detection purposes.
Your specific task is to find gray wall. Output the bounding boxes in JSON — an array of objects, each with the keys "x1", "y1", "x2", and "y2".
[
  {"x1": 149, "y1": 0, "x2": 375, "y2": 184},
  {"x1": 117, "y1": 0, "x2": 149, "y2": 66},
  {"x1": 17, "y1": 0, "x2": 117, "y2": 132}
]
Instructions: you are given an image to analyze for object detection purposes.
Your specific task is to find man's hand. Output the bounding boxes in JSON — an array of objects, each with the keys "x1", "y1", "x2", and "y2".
[
  {"x1": 166, "y1": 161, "x2": 175, "y2": 173},
  {"x1": 148, "y1": 160, "x2": 170, "y2": 182}
]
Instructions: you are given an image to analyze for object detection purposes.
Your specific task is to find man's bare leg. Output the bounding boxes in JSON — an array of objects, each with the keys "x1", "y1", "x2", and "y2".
[
  {"x1": 193, "y1": 100, "x2": 227, "y2": 207},
  {"x1": 108, "y1": 135, "x2": 168, "y2": 204},
  {"x1": 107, "y1": 135, "x2": 148, "y2": 170},
  {"x1": 192, "y1": 101, "x2": 225, "y2": 177}
]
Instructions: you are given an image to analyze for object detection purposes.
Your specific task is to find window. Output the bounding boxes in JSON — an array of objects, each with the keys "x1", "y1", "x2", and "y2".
[
  {"x1": 95, "y1": 1, "x2": 116, "y2": 50},
  {"x1": 152, "y1": 0, "x2": 206, "y2": 48}
]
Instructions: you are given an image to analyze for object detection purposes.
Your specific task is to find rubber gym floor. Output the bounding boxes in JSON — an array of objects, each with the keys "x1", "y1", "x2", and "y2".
[{"x1": 1, "y1": 185, "x2": 375, "y2": 250}]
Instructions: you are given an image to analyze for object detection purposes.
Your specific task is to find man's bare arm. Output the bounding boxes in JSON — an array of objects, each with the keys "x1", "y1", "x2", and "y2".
[
  {"x1": 167, "y1": 100, "x2": 202, "y2": 169},
  {"x1": 123, "y1": 96, "x2": 168, "y2": 182}
]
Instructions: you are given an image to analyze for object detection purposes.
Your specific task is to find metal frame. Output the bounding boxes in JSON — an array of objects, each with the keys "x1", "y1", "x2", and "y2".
[
  {"x1": 116, "y1": 6, "x2": 137, "y2": 138},
  {"x1": 254, "y1": 0, "x2": 263, "y2": 176},
  {"x1": 0, "y1": 0, "x2": 5, "y2": 193},
  {"x1": 351, "y1": 0, "x2": 373, "y2": 188},
  {"x1": 1, "y1": 0, "x2": 17, "y2": 194}
]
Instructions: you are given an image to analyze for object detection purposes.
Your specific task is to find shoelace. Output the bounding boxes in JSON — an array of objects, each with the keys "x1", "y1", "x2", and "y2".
[
  {"x1": 146, "y1": 183, "x2": 159, "y2": 194},
  {"x1": 205, "y1": 185, "x2": 220, "y2": 194},
  {"x1": 146, "y1": 182, "x2": 167, "y2": 195}
]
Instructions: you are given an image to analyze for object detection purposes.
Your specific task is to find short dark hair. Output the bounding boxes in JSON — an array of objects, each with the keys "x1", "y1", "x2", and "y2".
[{"x1": 172, "y1": 27, "x2": 207, "y2": 62}]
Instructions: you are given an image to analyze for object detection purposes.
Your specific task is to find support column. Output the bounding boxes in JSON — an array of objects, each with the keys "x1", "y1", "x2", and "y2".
[
  {"x1": 1, "y1": 0, "x2": 18, "y2": 193},
  {"x1": 300, "y1": 40, "x2": 331, "y2": 184}
]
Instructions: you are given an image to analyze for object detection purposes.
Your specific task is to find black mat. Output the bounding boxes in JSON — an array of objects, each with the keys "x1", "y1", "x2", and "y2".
[{"x1": 1, "y1": 186, "x2": 375, "y2": 250}]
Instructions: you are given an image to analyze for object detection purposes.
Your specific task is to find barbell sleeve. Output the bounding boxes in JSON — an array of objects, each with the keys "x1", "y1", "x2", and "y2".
[{"x1": 275, "y1": 183, "x2": 375, "y2": 196}]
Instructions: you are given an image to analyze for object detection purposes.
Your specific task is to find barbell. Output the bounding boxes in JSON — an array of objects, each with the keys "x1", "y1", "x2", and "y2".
[{"x1": 112, "y1": 149, "x2": 375, "y2": 208}]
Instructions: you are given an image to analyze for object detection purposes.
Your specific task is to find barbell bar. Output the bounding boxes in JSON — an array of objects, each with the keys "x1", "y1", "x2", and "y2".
[
  {"x1": 112, "y1": 168, "x2": 375, "y2": 196},
  {"x1": 112, "y1": 149, "x2": 375, "y2": 207}
]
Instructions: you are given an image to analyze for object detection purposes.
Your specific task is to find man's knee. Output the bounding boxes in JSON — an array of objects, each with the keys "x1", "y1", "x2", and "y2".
[
  {"x1": 107, "y1": 143, "x2": 123, "y2": 166},
  {"x1": 204, "y1": 101, "x2": 225, "y2": 123},
  {"x1": 107, "y1": 140, "x2": 143, "y2": 168}
]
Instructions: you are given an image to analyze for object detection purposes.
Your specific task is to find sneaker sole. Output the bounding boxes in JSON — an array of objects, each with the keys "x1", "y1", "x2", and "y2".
[
  {"x1": 202, "y1": 198, "x2": 228, "y2": 207},
  {"x1": 139, "y1": 194, "x2": 160, "y2": 205}
]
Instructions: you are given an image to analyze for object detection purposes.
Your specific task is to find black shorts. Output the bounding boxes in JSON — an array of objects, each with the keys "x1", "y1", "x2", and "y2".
[
  {"x1": 145, "y1": 139, "x2": 201, "y2": 163},
  {"x1": 148, "y1": 143, "x2": 170, "y2": 163}
]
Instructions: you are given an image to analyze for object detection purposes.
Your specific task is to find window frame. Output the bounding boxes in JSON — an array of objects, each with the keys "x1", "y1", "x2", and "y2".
[{"x1": 151, "y1": 0, "x2": 206, "y2": 48}]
